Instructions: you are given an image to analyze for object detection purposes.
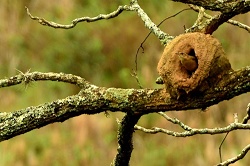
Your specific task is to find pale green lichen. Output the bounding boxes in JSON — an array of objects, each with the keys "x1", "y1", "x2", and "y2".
[
  {"x1": 103, "y1": 88, "x2": 135, "y2": 109},
  {"x1": 0, "y1": 112, "x2": 8, "y2": 117},
  {"x1": 104, "y1": 88, "x2": 134, "y2": 103},
  {"x1": 146, "y1": 90, "x2": 154, "y2": 97}
]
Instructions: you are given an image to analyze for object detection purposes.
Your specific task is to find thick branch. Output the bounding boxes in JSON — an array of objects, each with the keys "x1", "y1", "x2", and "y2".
[
  {"x1": 113, "y1": 113, "x2": 142, "y2": 166},
  {"x1": 189, "y1": 4, "x2": 250, "y2": 33},
  {"x1": 202, "y1": 12, "x2": 237, "y2": 34},
  {"x1": 172, "y1": 0, "x2": 250, "y2": 13},
  {"x1": 0, "y1": 91, "x2": 103, "y2": 142},
  {"x1": 1, "y1": 67, "x2": 250, "y2": 141},
  {"x1": 181, "y1": 1, "x2": 250, "y2": 34}
]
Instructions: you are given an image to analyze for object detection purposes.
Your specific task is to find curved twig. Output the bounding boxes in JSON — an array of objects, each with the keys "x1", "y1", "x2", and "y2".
[
  {"x1": 135, "y1": 121, "x2": 250, "y2": 137},
  {"x1": 0, "y1": 71, "x2": 90, "y2": 89},
  {"x1": 217, "y1": 144, "x2": 250, "y2": 166},
  {"x1": 25, "y1": 5, "x2": 131, "y2": 29}
]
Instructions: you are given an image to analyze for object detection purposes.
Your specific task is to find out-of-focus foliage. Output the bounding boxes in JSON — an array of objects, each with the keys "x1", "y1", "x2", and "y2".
[{"x1": 0, "y1": 0, "x2": 250, "y2": 165}]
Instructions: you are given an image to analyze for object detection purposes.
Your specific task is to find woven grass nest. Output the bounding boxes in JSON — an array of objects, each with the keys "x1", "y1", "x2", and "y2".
[{"x1": 157, "y1": 32, "x2": 233, "y2": 99}]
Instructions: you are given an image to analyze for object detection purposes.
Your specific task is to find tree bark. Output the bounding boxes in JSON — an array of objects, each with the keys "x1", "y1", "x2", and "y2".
[{"x1": 1, "y1": 66, "x2": 250, "y2": 142}]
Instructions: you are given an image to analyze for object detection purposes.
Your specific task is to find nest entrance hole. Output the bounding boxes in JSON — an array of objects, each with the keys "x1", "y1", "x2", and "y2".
[
  {"x1": 188, "y1": 49, "x2": 196, "y2": 57},
  {"x1": 181, "y1": 48, "x2": 198, "y2": 77}
]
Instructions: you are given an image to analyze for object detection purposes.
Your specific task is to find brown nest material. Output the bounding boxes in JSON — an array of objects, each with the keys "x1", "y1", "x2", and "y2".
[{"x1": 157, "y1": 32, "x2": 233, "y2": 99}]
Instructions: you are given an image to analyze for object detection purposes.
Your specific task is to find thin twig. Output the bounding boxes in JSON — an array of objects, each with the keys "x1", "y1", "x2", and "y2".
[
  {"x1": 158, "y1": 112, "x2": 192, "y2": 131},
  {"x1": 130, "y1": 0, "x2": 173, "y2": 45},
  {"x1": 242, "y1": 103, "x2": 250, "y2": 124},
  {"x1": 133, "y1": 8, "x2": 190, "y2": 87},
  {"x1": 135, "y1": 119, "x2": 250, "y2": 137},
  {"x1": 219, "y1": 104, "x2": 250, "y2": 163},
  {"x1": 131, "y1": 69, "x2": 143, "y2": 89},
  {"x1": 134, "y1": 7, "x2": 190, "y2": 68},
  {"x1": 25, "y1": 5, "x2": 131, "y2": 29},
  {"x1": 219, "y1": 132, "x2": 229, "y2": 163},
  {"x1": 0, "y1": 71, "x2": 90, "y2": 89},
  {"x1": 217, "y1": 144, "x2": 250, "y2": 166}
]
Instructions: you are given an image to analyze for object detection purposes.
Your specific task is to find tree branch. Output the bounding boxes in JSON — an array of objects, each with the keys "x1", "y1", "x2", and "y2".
[
  {"x1": 0, "y1": 71, "x2": 90, "y2": 89},
  {"x1": 129, "y1": 0, "x2": 174, "y2": 45},
  {"x1": 217, "y1": 144, "x2": 250, "y2": 166},
  {"x1": 189, "y1": 4, "x2": 250, "y2": 33},
  {"x1": 25, "y1": 5, "x2": 130, "y2": 29},
  {"x1": 135, "y1": 118, "x2": 250, "y2": 137},
  {"x1": 26, "y1": 0, "x2": 250, "y2": 43},
  {"x1": 0, "y1": 91, "x2": 102, "y2": 142},
  {"x1": 202, "y1": 11, "x2": 237, "y2": 34},
  {"x1": 172, "y1": 0, "x2": 250, "y2": 13},
  {"x1": 3, "y1": 1, "x2": 248, "y2": 165},
  {"x1": 1, "y1": 66, "x2": 250, "y2": 141},
  {"x1": 112, "y1": 113, "x2": 142, "y2": 166},
  {"x1": 181, "y1": 1, "x2": 250, "y2": 34},
  {"x1": 26, "y1": 0, "x2": 174, "y2": 45},
  {"x1": 134, "y1": 112, "x2": 250, "y2": 165}
]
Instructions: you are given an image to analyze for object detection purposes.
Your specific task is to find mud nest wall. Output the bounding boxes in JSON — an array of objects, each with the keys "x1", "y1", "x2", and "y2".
[{"x1": 157, "y1": 32, "x2": 233, "y2": 99}]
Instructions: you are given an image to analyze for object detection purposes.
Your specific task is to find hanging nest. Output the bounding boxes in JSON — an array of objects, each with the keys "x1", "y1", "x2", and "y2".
[{"x1": 157, "y1": 32, "x2": 233, "y2": 99}]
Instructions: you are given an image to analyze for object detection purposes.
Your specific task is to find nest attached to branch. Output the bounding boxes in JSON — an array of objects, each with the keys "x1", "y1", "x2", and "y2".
[{"x1": 157, "y1": 32, "x2": 233, "y2": 99}]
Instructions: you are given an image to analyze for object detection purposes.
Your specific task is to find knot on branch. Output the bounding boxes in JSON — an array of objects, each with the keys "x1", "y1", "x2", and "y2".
[{"x1": 157, "y1": 32, "x2": 233, "y2": 99}]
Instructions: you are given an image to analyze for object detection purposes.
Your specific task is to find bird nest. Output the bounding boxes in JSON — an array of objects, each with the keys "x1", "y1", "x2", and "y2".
[{"x1": 157, "y1": 32, "x2": 232, "y2": 99}]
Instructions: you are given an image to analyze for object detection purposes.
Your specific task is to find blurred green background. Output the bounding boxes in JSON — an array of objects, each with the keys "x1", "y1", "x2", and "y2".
[{"x1": 0, "y1": 0, "x2": 250, "y2": 165}]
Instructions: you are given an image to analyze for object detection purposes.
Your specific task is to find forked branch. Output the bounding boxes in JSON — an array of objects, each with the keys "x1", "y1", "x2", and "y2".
[
  {"x1": 134, "y1": 116, "x2": 250, "y2": 137},
  {"x1": 189, "y1": 5, "x2": 250, "y2": 33}
]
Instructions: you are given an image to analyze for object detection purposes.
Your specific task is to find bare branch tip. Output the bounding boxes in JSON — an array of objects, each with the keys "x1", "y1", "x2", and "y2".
[{"x1": 25, "y1": 6, "x2": 32, "y2": 17}]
